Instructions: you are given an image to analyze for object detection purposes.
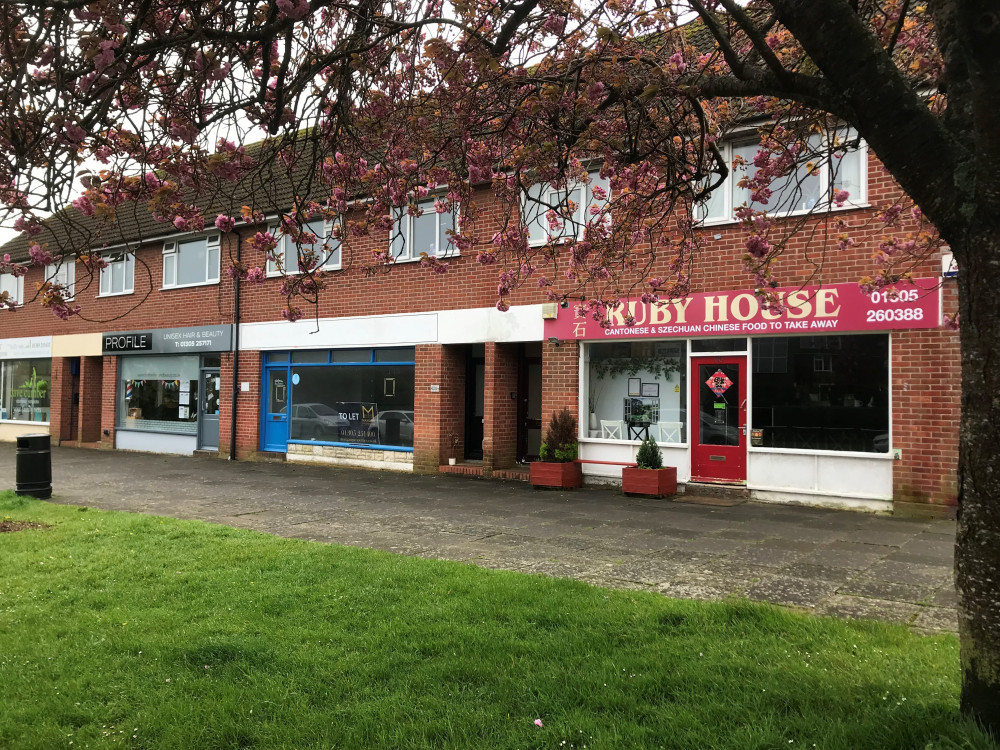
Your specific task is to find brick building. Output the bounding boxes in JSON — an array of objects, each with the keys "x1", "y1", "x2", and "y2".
[{"x1": 0, "y1": 139, "x2": 959, "y2": 517}]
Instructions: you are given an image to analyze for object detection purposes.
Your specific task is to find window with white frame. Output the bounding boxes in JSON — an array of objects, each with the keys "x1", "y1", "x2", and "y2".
[
  {"x1": 268, "y1": 219, "x2": 340, "y2": 275},
  {"x1": 99, "y1": 251, "x2": 135, "y2": 296},
  {"x1": 0, "y1": 272, "x2": 23, "y2": 305},
  {"x1": 523, "y1": 171, "x2": 611, "y2": 246},
  {"x1": 390, "y1": 199, "x2": 457, "y2": 261},
  {"x1": 163, "y1": 234, "x2": 220, "y2": 288},
  {"x1": 696, "y1": 129, "x2": 866, "y2": 223},
  {"x1": 46, "y1": 259, "x2": 75, "y2": 300}
]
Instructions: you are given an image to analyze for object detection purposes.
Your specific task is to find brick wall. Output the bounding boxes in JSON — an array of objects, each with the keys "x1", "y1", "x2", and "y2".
[
  {"x1": 79, "y1": 356, "x2": 103, "y2": 445},
  {"x1": 49, "y1": 357, "x2": 73, "y2": 443},
  {"x1": 220, "y1": 349, "x2": 262, "y2": 459},
  {"x1": 413, "y1": 344, "x2": 465, "y2": 472},
  {"x1": 541, "y1": 340, "x2": 581, "y2": 437},
  {"x1": 483, "y1": 342, "x2": 519, "y2": 472},
  {"x1": 100, "y1": 356, "x2": 118, "y2": 449}
]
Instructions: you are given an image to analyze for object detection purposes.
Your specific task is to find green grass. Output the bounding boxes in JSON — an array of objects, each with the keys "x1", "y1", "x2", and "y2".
[{"x1": 0, "y1": 491, "x2": 992, "y2": 750}]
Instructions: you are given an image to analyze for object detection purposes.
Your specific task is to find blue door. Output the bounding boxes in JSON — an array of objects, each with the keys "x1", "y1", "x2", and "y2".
[{"x1": 262, "y1": 365, "x2": 290, "y2": 452}]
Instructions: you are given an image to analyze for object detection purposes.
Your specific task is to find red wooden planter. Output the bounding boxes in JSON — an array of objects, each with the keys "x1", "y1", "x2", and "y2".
[
  {"x1": 530, "y1": 461, "x2": 583, "y2": 489},
  {"x1": 622, "y1": 467, "x2": 677, "y2": 498}
]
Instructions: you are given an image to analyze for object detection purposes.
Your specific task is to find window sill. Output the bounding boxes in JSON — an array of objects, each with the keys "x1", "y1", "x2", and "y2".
[
  {"x1": 695, "y1": 202, "x2": 872, "y2": 228},
  {"x1": 160, "y1": 280, "x2": 220, "y2": 291},
  {"x1": 391, "y1": 253, "x2": 459, "y2": 265},
  {"x1": 265, "y1": 266, "x2": 342, "y2": 279},
  {"x1": 748, "y1": 446, "x2": 891, "y2": 459},
  {"x1": 97, "y1": 290, "x2": 134, "y2": 298},
  {"x1": 0, "y1": 419, "x2": 50, "y2": 425}
]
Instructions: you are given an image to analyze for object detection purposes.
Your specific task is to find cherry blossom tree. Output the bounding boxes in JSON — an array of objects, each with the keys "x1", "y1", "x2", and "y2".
[{"x1": 0, "y1": 0, "x2": 997, "y2": 733}]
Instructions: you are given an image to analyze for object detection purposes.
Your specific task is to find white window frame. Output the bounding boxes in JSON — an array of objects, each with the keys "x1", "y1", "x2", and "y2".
[
  {"x1": 162, "y1": 233, "x2": 221, "y2": 289},
  {"x1": 695, "y1": 129, "x2": 868, "y2": 225},
  {"x1": 98, "y1": 251, "x2": 135, "y2": 297},
  {"x1": 46, "y1": 259, "x2": 76, "y2": 300},
  {"x1": 0, "y1": 271, "x2": 24, "y2": 306},
  {"x1": 523, "y1": 170, "x2": 611, "y2": 247},
  {"x1": 267, "y1": 219, "x2": 341, "y2": 276},
  {"x1": 390, "y1": 199, "x2": 458, "y2": 262}
]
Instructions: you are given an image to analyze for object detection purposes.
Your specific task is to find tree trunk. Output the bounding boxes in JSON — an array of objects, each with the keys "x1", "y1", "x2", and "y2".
[{"x1": 955, "y1": 230, "x2": 1000, "y2": 737}]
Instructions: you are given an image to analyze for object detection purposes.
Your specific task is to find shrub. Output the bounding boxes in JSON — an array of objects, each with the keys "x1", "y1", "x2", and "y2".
[
  {"x1": 636, "y1": 436, "x2": 663, "y2": 470},
  {"x1": 539, "y1": 409, "x2": 578, "y2": 463}
]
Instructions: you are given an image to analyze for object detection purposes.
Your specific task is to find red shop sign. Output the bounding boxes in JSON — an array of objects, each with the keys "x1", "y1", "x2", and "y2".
[{"x1": 545, "y1": 278, "x2": 942, "y2": 341}]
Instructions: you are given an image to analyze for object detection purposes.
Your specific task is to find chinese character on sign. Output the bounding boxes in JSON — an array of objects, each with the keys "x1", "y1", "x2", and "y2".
[
  {"x1": 573, "y1": 322, "x2": 587, "y2": 338},
  {"x1": 706, "y1": 369, "x2": 733, "y2": 397}
]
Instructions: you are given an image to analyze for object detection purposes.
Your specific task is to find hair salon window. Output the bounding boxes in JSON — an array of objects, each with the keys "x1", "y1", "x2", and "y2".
[
  {"x1": 118, "y1": 355, "x2": 200, "y2": 435},
  {"x1": 585, "y1": 341, "x2": 687, "y2": 443},
  {"x1": 751, "y1": 334, "x2": 889, "y2": 453}
]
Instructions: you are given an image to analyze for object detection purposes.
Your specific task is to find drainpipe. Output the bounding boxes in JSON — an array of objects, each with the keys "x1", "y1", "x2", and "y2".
[{"x1": 229, "y1": 237, "x2": 242, "y2": 461}]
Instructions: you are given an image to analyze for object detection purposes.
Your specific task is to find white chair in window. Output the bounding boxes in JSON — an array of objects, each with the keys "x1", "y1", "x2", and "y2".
[
  {"x1": 600, "y1": 420, "x2": 624, "y2": 440},
  {"x1": 655, "y1": 421, "x2": 683, "y2": 443}
]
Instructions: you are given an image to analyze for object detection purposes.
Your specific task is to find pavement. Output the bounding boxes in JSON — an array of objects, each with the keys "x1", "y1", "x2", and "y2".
[{"x1": 0, "y1": 443, "x2": 958, "y2": 634}]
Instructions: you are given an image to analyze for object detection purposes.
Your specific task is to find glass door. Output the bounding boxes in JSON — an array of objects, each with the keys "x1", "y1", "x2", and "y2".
[
  {"x1": 690, "y1": 357, "x2": 747, "y2": 483},
  {"x1": 198, "y1": 369, "x2": 221, "y2": 449}
]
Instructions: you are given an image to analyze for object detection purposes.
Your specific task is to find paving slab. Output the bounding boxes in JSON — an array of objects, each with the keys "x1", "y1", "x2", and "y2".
[{"x1": 0, "y1": 443, "x2": 960, "y2": 633}]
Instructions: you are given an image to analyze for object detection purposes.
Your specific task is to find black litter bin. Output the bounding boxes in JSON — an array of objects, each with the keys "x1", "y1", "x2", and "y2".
[{"x1": 15, "y1": 433, "x2": 52, "y2": 499}]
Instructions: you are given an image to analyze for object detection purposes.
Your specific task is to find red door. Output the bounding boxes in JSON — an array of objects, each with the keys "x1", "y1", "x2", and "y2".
[{"x1": 690, "y1": 357, "x2": 747, "y2": 484}]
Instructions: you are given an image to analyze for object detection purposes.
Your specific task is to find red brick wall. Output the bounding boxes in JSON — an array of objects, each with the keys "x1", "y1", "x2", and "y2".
[
  {"x1": 100, "y1": 356, "x2": 118, "y2": 449},
  {"x1": 219, "y1": 349, "x2": 261, "y2": 458},
  {"x1": 541, "y1": 340, "x2": 581, "y2": 439},
  {"x1": 413, "y1": 344, "x2": 466, "y2": 472},
  {"x1": 483, "y1": 342, "x2": 519, "y2": 472},
  {"x1": 79, "y1": 356, "x2": 103, "y2": 445},
  {"x1": 49, "y1": 357, "x2": 73, "y2": 443}
]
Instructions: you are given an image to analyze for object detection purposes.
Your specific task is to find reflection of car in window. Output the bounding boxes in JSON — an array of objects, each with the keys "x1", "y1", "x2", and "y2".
[
  {"x1": 373, "y1": 410, "x2": 414, "y2": 445},
  {"x1": 292, "y1": 402, "x2": 347, "y2": 440},
  {"x1": 699, "y1": 412, "x2": 738, "y2": 445}
]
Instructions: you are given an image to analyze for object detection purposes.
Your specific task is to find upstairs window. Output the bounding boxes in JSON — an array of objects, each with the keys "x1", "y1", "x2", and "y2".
[
  {"x1": 99, "y1": 251, "x2": 134, "y2": 296},
  {"x1": 696, "y1": 130, "x2": 866, "y2": 223},
  {"x1": 391, "y1": 199, "x2": 457, "y2": 261},
  {"x1": 0, "y1": 271, "x2": 23, "y2": 306},
  {"x1": 523, "y1": 171, "x2": 611, "y2": 247},
  {"x1": 163, "y1": 234, "x2": 220, "y2": 288},
  {"x1": 46, "y1": 259, "x2": 75, "y2": 300},
  {"x1": 268, "y1": 219, "x2": 340, "y2": 275}
]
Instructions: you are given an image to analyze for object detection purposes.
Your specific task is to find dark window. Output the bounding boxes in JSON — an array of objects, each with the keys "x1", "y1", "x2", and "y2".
[
  {"x1": 289, "y1": 364, "x2": 415, "y2": 448},
  {"x1": 691, "y1": 338, "x2": 747, "y2": 352},
  {"x1": 751, "y1": 335, "x2": 889, "y2": 453}
]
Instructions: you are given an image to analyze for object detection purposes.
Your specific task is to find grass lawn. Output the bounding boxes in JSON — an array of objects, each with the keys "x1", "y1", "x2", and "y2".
[{"x1": 0, "y1": 491, "x2": 993, "y2": 750}]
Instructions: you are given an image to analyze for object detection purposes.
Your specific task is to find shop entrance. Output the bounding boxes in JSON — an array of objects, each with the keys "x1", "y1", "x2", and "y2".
[
  {"x1": 517, "y1": 343, "x2": 542, "y2": 463},
  {"x1": 464, "y1": 347, "x2": 485, "y2": 460},
  {"x1": 690, "y1": 356, "x2": 747, "y2": 484},
  {"x1": 262, "y1": 364, "x2": 290, "y2": 452},
  {"x1": 199, "y1": 368, "x2": 221, "y2": 450}
]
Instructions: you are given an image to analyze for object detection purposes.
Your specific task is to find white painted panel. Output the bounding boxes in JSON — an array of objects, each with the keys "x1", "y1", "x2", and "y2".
[
  {"x1": 52, "y1": 333, "x2": 102, "y2": 357},
  {"x1": 437, "y1": 304, "x2": 544, "y2": 343},
  {"x1": 748, "y1": 451, "x2": 891, "y2": 500},
  {"x1": 579, "y1": 440, "x2": 690, "y2": 483},
  {"x1": 115, "y1": 430, "x2": 197, "y2": 455},
  {"x1": 0, "y1": 422, "x2": 49, "y2": 442},
  {"x1": 241, "y1": 312, "x2": 438, "y2": 351}
]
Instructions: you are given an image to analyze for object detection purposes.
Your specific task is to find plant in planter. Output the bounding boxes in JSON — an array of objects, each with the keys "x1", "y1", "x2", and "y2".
[
  {"x1": 622, "y1": 436, "x2": 677, "y2": 498},
  {"x1": 447, "y1": 430, "x2": 460, "y2": 466},
  {"x1": 530, "y1": 409, "x2": 582, "y2": 489}
]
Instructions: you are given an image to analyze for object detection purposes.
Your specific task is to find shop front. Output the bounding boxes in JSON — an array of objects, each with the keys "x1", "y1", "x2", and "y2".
[
  {"x1": 549, "y1": 279, "x2": 943, "y2": 510},
  {"x1": 0, "y1": 336, "x2": 52, "y2": 441},
  {"x1": 104, "y1": 325, "x2": 232, "y2": 455},
  {"x1": 260, "y1": 347, "x2": 416, "y2": 469}
]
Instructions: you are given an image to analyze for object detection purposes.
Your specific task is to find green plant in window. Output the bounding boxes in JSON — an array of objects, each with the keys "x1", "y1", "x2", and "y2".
[
  {"x1": 539, "y1": 408, "x2": 578, "y2": 463},
  {"x1": 636, "y1": 436, "x2": 663, "y2": 470}
]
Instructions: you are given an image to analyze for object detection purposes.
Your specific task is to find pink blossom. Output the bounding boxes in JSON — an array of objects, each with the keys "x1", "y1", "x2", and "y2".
[
  {"x1": 215, "y1": 215, "x2": 236, "y2": 232},
  {"x1": 832, "y1": 189, "x2": 850, "y2": 207},
  {"x1": 534, "y1": 719, "x2": 543, "y2": 728},
  {"x1": 276, "y1": 0, "x2": 310, "y2": 19}
]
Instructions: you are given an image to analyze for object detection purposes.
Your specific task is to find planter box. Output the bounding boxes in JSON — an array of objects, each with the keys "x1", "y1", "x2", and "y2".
[
  {"x1": 530, "y1": 461, "x2": 583, "y2": 489},
  {"x1": 622, "y1": 466, "x2": 677, "y2": 498}
]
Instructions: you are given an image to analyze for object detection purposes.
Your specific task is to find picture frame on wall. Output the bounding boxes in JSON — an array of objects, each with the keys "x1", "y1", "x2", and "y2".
[
  {"x1": 641, "y1": 382, "x2": 659, "y2": 398},
  {"x1": 628, "y1": 378, "x2": 641, "y2": 396}
]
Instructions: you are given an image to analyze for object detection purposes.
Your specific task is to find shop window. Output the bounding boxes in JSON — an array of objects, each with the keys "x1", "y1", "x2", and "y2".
[
  {"x1": 268, "y1": 219, "x2": 340, "y2": 275},
  {"x1": 0, "y1": 358, "x2": 51, "y2": 422},
  {"x1": 163, "y1": 235, "x2": 220, "y2": 288},
  {"x1": 751, "y1": 334, "x2": 888, "y2": 453},
  {"x1": 288, "y1": 361, "x2": 415, "y2": 448},
  {"x1": 391, "y1": 199, "x2": 456, "y2": 261},
  {"x1": 696, "y1": 129, "x2": 866, "y2": 223},
  {"x1": 118, "y1": 355, "x2": 199, "y2": 435},
  {"x1": 0, "y1": 271, "x2": 24, "y2": 305},
  {"x1": 45, "y1": 260, "x2": 75, "y2": 300},
  {"x1": 585, "y1": 341, "x2": 687, "y2": 443},
  {"x1": 99, "y1": 251, "x2": 134, "y2": 296},
  {"x1": 523, "y1": 171, "x2": 610, "y2": 246},
  {"x1": 691, "y1": 337, "x2": 747, "y2": 353}
]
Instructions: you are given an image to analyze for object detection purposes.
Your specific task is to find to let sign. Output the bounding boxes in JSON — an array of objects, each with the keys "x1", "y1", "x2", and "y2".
[{"x1": 545, "y1": 278, "x2": 942, "y2": 341}]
